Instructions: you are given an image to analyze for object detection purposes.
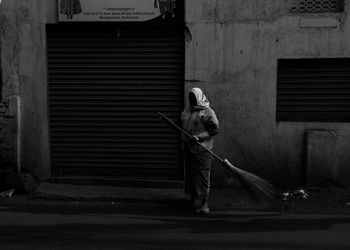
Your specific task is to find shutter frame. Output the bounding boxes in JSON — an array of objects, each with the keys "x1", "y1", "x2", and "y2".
[{"x1": 47, "y1": 23, "x2": 185, "y2": 180}]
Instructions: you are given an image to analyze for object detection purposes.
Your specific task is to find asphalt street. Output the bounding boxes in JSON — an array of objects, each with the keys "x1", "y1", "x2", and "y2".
[{"x1": 1, "y1": 196, "x2": 350, "y2": 250}]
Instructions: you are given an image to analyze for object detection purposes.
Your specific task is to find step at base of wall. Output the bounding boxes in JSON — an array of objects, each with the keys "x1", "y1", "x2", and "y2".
[{"x1": 48, "y1": 176, "x2": 184, "y2": 189}]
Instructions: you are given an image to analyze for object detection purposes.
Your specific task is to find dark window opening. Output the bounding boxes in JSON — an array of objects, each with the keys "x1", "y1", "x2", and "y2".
[
  {"x1": 276, "y1": 58, "x2": 350, "y2": 122},
  {"x1": 289, "y1": 0, "x2": 344, "y2": 13}
]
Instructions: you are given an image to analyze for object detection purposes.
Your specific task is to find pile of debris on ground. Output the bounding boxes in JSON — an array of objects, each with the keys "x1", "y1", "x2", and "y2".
[{"x1": 270, "y1": 184, "x2": 350, "y2": 213}]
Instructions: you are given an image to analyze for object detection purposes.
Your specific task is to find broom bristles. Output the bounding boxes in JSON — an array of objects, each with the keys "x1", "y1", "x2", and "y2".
[{"x1": 223, "y1": 159, "x2": 275, "y2": 201}]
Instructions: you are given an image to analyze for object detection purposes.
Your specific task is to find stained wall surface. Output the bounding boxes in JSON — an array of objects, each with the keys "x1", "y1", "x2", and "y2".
[
  {"x1": 1, "y1": 0, "x2": 350, "y2": 186},
  {"x1": 185, "y1": 0, "x2": 350, "y2": 187}
]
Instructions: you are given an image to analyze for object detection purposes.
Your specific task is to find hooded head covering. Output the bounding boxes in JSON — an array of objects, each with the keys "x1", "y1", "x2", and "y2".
[{"x1": 189, "y1": 87, "x2": 210, "y2": 110}]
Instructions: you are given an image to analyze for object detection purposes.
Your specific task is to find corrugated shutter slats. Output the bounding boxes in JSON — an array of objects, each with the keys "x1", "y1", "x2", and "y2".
[
  {"x1": 277, "y1": 58, "x2": 350, "y2": 122},
  {"x1": 47, "y1": 23, "x2": 184, "y2": 180}
]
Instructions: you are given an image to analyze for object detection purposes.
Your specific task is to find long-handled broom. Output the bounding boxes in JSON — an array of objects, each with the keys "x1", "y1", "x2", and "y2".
[{"x1": 158, "y1": 112, "x2": 275, "y2": 201}]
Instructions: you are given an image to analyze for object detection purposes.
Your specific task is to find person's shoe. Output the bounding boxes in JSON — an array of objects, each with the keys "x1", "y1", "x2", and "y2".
[{"x1": 195, "y1": 204, "x2": 210, "y2": 215}]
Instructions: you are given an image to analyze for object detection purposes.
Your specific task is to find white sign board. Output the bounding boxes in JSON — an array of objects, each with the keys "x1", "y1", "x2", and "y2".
[{"x1": 58, "y1": 0, "x2": 177, "y2": 22}]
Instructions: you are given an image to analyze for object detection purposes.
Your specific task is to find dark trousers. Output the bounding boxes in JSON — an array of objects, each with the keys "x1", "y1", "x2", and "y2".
[{"x1": 185, "y1": 151, "x2": 212, "y2": 200}]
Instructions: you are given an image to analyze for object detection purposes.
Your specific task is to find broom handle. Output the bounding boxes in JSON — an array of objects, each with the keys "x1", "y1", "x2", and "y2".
[{"x1": 158, "y1": 112, "x2": 224, "y2": 163}]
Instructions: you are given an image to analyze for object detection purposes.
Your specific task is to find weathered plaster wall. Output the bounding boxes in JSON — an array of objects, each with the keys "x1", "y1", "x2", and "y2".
[
  {"x1": 1, "y1": 0, "x2": 350, "y2": 187},
  {"x1": 185, "y1": 0, "x2": 350, "y2": 187},
  {"x1": 0, "y1": 0, "x2": 50, "y2": 180}
]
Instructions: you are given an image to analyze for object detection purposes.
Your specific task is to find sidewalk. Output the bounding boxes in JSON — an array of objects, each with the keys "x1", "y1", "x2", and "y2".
[
  {"x1": 29, "y1": 182, "x2": 350, "y2": 214},
  {"x1": 2, "y1": 191, "x2": 350, "y2": 250},
  {"x1": 32, "y1": 182, "x2": 267, "y2": 210},
  {"x1": 1, "y1": 177, "x2": 350, "y2": 214},
  {"x1": 3, "y1": 172, "x2": 350, "y2": 213}
]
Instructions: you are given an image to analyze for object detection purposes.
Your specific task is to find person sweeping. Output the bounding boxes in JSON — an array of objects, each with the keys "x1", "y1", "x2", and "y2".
[
  {"x1": 159, "y1": 92, "x2": 275, "y2": 211},
  {"x1": 181, "y1": 87, "x2": 219, "y2": 214}
]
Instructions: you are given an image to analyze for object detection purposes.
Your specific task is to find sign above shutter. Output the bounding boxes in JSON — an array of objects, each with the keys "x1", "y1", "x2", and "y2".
[{"x1": 58, "y1": 0, "x2": 178, "y2": 22}]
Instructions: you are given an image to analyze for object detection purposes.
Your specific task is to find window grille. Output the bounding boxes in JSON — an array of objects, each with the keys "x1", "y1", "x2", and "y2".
[
  {"x1": 276, "y1": 58, "x2": 350, "y2": 122},
  {"x1": 289, "y1": 0, "x2": 344, "y2": 13}
]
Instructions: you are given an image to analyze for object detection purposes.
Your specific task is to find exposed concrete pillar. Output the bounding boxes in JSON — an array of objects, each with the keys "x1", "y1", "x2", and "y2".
[{"x1": 0, "y1": 0, "x2": 50, "y2": 180}]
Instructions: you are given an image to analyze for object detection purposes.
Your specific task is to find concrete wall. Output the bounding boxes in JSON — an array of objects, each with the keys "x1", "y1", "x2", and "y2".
[
  {"x1": 1, "y1": 0, "x2": 350, "y2": 187},
  {"x1": 0, "y1": 0, "x2": 51, "y2": 180},
  {"x1": 185, "y1": 0, "x2": 350, "y2": 187}
]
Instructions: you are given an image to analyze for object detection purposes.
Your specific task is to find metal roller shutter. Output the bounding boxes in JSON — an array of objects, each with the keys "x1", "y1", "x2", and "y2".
[
  {"x1": 47, "y1": 23, "x2": 184, "y2": 182},
  {"x1": 277, "y1": 58, "x2": 350, "y2": 122}
]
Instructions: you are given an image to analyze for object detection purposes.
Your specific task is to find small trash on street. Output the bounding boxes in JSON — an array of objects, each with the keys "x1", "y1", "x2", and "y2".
[
  {"x1": 0, "y1": 188, "x2": 15, "y2": 198},
  {"x1": 282, "y1": 192, "x2": 290, "y2": 201},
  {"x1": 281, "y1": 189, "x2": 309, "y2": 201},
  {"x1": 294, "y1": 189, "x2": 309, "y2": 199}
]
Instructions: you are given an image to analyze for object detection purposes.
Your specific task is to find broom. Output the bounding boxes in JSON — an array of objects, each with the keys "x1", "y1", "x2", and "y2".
[{"x1": 158, "y1": 112, "x2": 275, "y2": 201}]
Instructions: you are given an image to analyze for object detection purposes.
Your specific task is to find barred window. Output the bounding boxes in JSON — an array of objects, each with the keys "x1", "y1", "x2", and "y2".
[
  {"x1": 276, "y1": 58, "x2": 350, "y2": 122},
  {"x1": 289, "y1": 0, "x2": 344, "y2": 13}
]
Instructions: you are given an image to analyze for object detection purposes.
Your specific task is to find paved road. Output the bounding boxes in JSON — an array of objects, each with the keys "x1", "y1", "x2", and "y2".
[{"x1": 1, "y1": 196, "x2": 350, "y2": 250}]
